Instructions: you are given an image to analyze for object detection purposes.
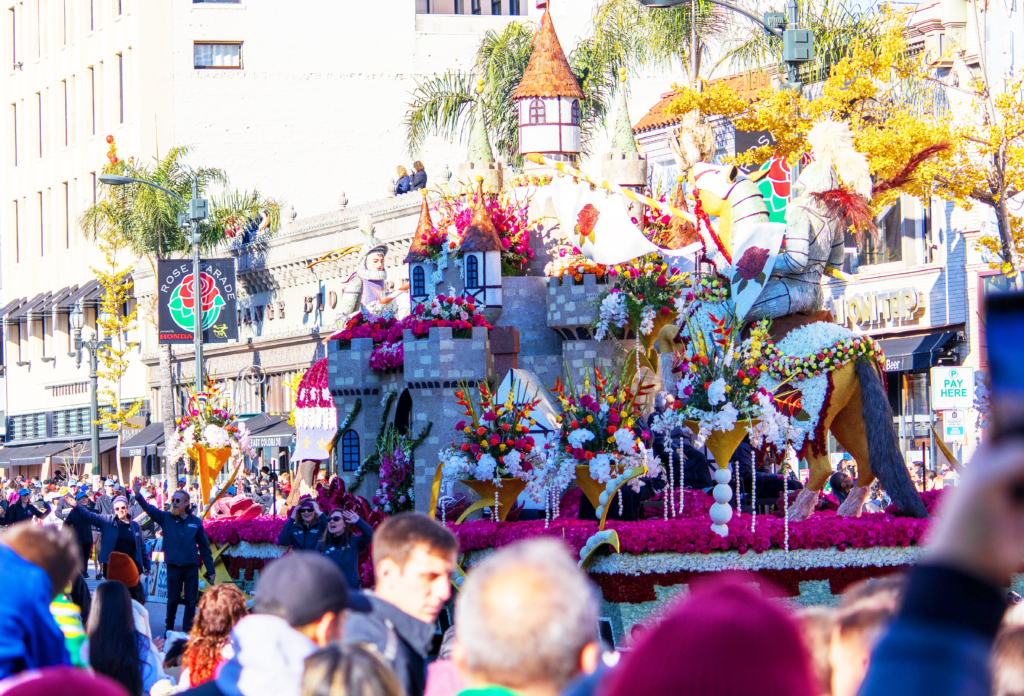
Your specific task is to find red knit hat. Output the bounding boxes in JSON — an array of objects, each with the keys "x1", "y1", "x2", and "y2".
[
  {"x1": 0, "y1": 666, "x2": 129, "y2": 696},
  {"x1": 603, "y1": 578, "x2": 816, "y2": 696},
  {"x1": 105, "y1": 551, "x2": 140, "y2": 589}
]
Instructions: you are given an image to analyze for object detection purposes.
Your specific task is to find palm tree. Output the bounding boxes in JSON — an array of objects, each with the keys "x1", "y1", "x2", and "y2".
[
  {"x1": 405, "y1": 2, "x2": 729, "y2": 165},
  {"x1": 725, "y1": 0, "x2": 886, "y2": 85},
  {"x1": 81, "y1": 146, "x2": 280, "y2": 477}
]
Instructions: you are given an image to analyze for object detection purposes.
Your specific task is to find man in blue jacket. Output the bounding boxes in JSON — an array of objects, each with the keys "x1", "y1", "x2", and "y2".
[{"x1": 133, "y1": 478, "x2": 215, "y2": 635}]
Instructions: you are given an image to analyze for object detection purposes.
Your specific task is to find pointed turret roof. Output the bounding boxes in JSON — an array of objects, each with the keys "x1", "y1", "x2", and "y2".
[
  {"x1": 513, "y1": 11, "x2": 583, "y2": 100},
  {"x1": 610, "y1": 78, "x2": 638, "y2": 155},
  {"x1": 404, "y1": 190, "x2": 434, "y2": 263},
  {"x1": 459, "y1": 179, "x2": 503, "y2": 253}
]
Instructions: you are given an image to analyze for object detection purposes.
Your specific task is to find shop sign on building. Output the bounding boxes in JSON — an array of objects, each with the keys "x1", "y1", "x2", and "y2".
[
  {"x1": 832, "y1": 287, "x2": 925, "y2": 328},
  {"x1": 158, "y1": 260, "x2": 238, "y2": 344},
  {"x1": 943, "y1": 409, "x2": 966, "y2": 443},
  {"x1": 931, "y1": 366, "x2": 975, "y2": 410}
]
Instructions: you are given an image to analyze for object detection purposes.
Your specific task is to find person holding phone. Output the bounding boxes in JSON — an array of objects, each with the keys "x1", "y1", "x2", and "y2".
[
  {"x1": 317, "y1": 508, "x2": 374, "y2": 590},
  {"x1": 132, "y1": 477, "x2": 216, "y2": 636}
]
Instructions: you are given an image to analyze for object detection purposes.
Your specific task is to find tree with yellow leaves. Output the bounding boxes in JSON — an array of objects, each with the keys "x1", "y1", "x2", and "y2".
[{"x1": 665, "y1": 13, "x2": 1024, "y2": 278}]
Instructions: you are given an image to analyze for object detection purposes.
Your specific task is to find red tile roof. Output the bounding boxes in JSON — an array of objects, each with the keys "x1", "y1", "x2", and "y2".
[
  {"x1": 632, "y1": 71, "x2": 771, "y2": 134},
  {"x1": 404, "y1": 192, "x2": 434, "y2": 263},
  {"x1": 513, "y1": 11, "x2": 583, "y2": 100},
  {"x1": 459, "y1": 180, "x2": 503, "y2": 253}
]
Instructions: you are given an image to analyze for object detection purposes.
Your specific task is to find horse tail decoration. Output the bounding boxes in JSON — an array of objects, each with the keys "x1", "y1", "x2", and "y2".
[{"x1": 854, "y1": 359, "x2": 929, "y2": 518}]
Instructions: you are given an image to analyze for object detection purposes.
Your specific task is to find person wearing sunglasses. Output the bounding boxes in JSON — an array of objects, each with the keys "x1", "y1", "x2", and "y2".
[
  {"x1": 74, "y1": 493, "x2": 149, "y2": 582},
  {"x1": 317, "y1": 509, "x2": 374, "y2": 591}
]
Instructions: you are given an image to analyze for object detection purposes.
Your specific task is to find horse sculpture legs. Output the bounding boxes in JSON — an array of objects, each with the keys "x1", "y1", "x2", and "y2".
[{"x1": 788, "y1": 361, "x2": 928, "y2": 521}]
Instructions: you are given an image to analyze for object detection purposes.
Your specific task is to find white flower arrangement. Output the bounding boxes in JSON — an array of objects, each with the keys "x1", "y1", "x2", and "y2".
[
  {"x1": 638, "y1": 305, "x2": 657, "y2": 336},
  {"x1": 567, "y1": 428, "x2": 596, "y2": 449},
  {"x1": 594, "y1": 292, "x2": 628, "y2": 341}
]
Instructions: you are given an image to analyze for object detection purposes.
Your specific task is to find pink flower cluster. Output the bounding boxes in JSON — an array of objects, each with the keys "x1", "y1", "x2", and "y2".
[
  {"x1": 205, "y1": 514, "x2": 287, "y2": 546},
  {"x1": 449, "y1": 508, "x2": 931, "y2": 556}
]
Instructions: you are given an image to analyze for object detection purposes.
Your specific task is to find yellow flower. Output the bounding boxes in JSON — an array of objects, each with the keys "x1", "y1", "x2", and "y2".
[
  {"x1": 516, "y1": 425, "x2": 523, "y2": 432},
  {"x1": 499, "y1": 444, "x2": 506, "y2": 451},
  {"x1": 480, "y1": 440, "x2": 489, "y2": 446},
  {"x1": 464, "y1": 427, "x2": 471, "y2": 434},
  {"x1": 725, "y1": 385, "x2": 732, "y2": 392},
  {"x1": 743, "y1": 378, "x2": 751, "y2": 385},
  {"x1": 607, "y1": 436, "x2": 615, "y2": 444},
  {"x1": 586, "y1": 415, "x2": 594, "y2": 423},
  {"x1": 529, "y1": 419, "x2": 536, "y2": 425}
]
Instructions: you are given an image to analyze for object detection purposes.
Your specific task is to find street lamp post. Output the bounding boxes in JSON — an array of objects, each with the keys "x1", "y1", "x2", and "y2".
[
  {"x1": 639, "y1": 0, "x2": 813, "y2": 91},
  {"x1": 69, "y1": 300, "x2": 111, "y2": 478},
  {"x1": 97, "y1": 174, "x2": 209, "y2": 393}
]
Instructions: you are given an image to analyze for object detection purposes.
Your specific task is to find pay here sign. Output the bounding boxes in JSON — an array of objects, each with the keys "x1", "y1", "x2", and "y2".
[{"x1": 930, "y1": 366, "x2": 975, "y2": 410}]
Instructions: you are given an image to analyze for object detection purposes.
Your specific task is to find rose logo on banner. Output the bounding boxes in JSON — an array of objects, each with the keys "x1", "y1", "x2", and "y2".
[{"x1": 168, "y1": 272, "x2": 226, "y2": 332}]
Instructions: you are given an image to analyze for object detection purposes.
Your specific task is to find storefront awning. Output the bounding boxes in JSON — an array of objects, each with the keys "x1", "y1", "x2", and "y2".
[
  {"x1": 877, "y1": 331, "x2": 958, "y2": 372},
  {"x1": 120, "y1": 422, "x2": 165, "y2": 458},
  {"x1": 0, "y1": 442, "x2": 76, "y2": 467},
  {"x1": 244, "y1": 414, "x2": 295, "y2": 449},
  {"x1": 0, "y1": 297, "x2": 25, "y2": 322},
  {"x1": 53, "y1": 438, "x2": 119, "y2": 465}
]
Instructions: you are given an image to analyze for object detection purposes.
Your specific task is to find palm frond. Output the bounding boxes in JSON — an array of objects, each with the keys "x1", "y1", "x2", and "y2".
[{"x1": 404, "y1": 71, "x2": 476, "y2": 156}]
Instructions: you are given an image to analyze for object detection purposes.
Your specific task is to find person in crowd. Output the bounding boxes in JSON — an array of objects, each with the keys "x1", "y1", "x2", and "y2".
[
  {"x1": 55, "y1": 482, "x2": 79, "y2": 519},
  {"x1": 453, "y1": 539, "x2": 601, "y2": 696},
  {"x1": 343, "y1": 513, "x2": 458, "y2": 696},
  {"x1": 178, "y1": 552, "x2": 370, "y2": 696},
  {"x1": 179, "y1": 584, "x2": 248, "y2": 690},
  {"x1": 300, "y1": 644, "x2": 403, "y2": 696},
  {"x1": 64, "y1": 491, "x2": 97, "y2": 577},
  {"x1": 104, "y1": 552, "x2": 171, "y2": 684},
  {"x1": 396, "y1": 166, "x2": 411, "y2": 195},
  {"x1": 410, "y1": 161, "x2": 427, "y2": 190},
  {"x1": 796, "y1": 607, "x2": 835, "y2": 696},
  {"x1": 856, "y1": 438, "x2": 1024, "y2": 696},
  {"x1": 98, "y1": 480, "x2": 117, "y2": 516},
  {"x1": 991, "y1": 627, "x2": 1024, "y2": 696},
  {"x1": 829, "y1": 600, "x2": 897, "y2": 696},
  {"x1": 278, "y1": 499, "x2": 327, "y2": 551},
  {"x1": 87, "y1": 581, "x2": 171, "y2": 696},
  {"x1": 129, "y1": 490, "x2": 159, "y2": 556},
  {"x1": 0, "y1": 523, "x2": 81, "y2": 679},
  {"x1": 829, "y1": 471, "x2": 854, "y2": 506},
  {"x1": 131, "y1": 479, "x2": 215, "y2": 636},
  {"x1": 4, "y1": 488, "x2": 50, "y2": 526},
  {"x1": 424, "y1": 627, "x2": 462, "y2": 696},
  {"x1": 74, "y1": 494, "x2": 149, "y2": 580},
  {"x1": 317, "y1": 508, "x2": 373, "y2": 590}
]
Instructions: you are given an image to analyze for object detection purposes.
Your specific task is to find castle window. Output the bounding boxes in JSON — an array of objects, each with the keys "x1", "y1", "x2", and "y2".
[
  {"x1": 412, "y1": 266, "x2": 425, "y2": 296},
  {"x1": 466, "y1": 254, "x2": 479, "y2": 289},
  {"x1": 529, "y1": 99, "x2": 545, "y2": 125},
  {"x1": 571, "y1": 100, "x2": 581, "y2": 126},
  {"x1": 341, "y1": 429, "x2": 360, "y2": 471}
]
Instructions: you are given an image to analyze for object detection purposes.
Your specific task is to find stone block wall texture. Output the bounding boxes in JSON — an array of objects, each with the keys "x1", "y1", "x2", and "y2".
[
  {"x1": 546, "y1": 274, "x2": 607, "y2": 333},
  {"x1": 496, "y1": 276, "x2": 561, "y2": 356},
  {"x1": 562, "y1": 339, "x2": 631, "y2": 387}
]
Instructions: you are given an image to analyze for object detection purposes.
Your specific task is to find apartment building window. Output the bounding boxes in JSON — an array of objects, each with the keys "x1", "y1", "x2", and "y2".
[
  {"x1": 88, "y1": 66, "x2": 95, "y2": 134},
  {"x1": 454, "y1": 0, "x2": 462, "y2": 13},
  {"x1": 36, "y1": 91, "x2": 41, "y2": 157},
  {"x1": 193, "y1": 42, "x2": 241, "y2": 69},
  {"x1": 38, "y1": 191, "x2": 43, "y2": 255},
  {"x1": 10, "y1": 103, "x2": 16, "y2": 165},
  {"x1": 855, "y1": 200, "x2": 904, "y2": 267},
  {"x1": 492, "y1": 0, "x2": 500, "y2": 13},
  {"x1": 12, "y1": 199, "x2": 18, "y2": 263},
  {"x1": 61, "y1": 79, "x2": 67, "y2": 144},
  {"x1": 117, "y1": 52, "x2": 123, "y2": 123},
  {"x1": 471, "y1": 0, "x2": 481, "y2": 14},
  {"x1": 35, "y1": 0, "x2": 40, "y2": 58},
  {"x1": 89, "y1": 0, "x2": 93, "y2": 30},
  {"x1": 509, "y1": 0, "x2": 520, "y2": 14},
  {"x1": 62, "y1": 0, "x2": 66, "y2": 44},
  {"x1": 117, "y1": 0, "x2": 121, "y2": 15},
  {"x1": 63, "y1": 181, "x2": 69, "y2": 247}
]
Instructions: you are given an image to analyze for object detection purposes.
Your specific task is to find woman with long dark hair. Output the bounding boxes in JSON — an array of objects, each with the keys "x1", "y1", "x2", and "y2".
[
  {"x1": 316, "y1": 508, "x2": 373, "y2": 590},
  {"x1": 86, "y1": 581, "x2": 171, "y2": 696},
  {"x1": 180, "y1": 584, "x2": 248, "y2": 689}
]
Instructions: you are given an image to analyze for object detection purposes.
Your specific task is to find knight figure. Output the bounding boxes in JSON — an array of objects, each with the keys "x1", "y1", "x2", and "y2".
[{"x1": 338, "y1": 217, "x2": 409, "y2": 320}]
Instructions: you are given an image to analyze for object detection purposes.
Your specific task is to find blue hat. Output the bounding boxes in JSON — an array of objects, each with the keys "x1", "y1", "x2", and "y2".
[
  {"x1": 68, "y1": 481, "x2": 79, "y2": 488},
  {"x1": 17, "y1": 488, "x2": 28, "y2": 496},
  {"x1": 104, "y1": 479, "x2": 116, "y2": 486},
  {"x1": 76, "y1": 491, "x2": 88, "y2": 500},
  {"x1": 227, "y1": 486, "x2": 236, "y2": 496}
]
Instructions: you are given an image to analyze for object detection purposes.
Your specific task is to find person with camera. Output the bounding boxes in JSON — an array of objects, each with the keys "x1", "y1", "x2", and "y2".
[
  {"x1": 132, "y1": 477, "x2": 216, "y2": 636},
  {"x1": 277, "y1": 498, "x2": 327, "y2": 551}
]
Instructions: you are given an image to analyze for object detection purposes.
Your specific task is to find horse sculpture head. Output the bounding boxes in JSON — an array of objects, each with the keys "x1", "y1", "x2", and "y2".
[{"x1": 688, "y1": 163, "x2": 770, "y2": 255}]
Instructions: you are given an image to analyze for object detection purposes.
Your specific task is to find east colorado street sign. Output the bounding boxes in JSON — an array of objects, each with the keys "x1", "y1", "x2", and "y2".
[{"x1": 930, "y1": 366, "x2": 975, "y2": 410}]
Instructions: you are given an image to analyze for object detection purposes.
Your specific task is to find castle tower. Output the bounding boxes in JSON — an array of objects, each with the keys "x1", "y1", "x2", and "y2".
[
  {"x1": 404, "y1": 190, "x2": 435, "y2": 306},
  {"x1": 514, "y1": 9, "x2": 583, "y2": 170},
  {"x1": 602, "y1": 69, "x2": 648, "y2": 189},
  {"x1": 458, "y1": 79, "x2": 504, "y2": 194},
  {"x1": 459, "y1": 177, "x2": 503, "y2": 314}
]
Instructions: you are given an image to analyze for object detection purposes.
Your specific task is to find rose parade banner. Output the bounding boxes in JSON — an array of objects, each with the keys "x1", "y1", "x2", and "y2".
[{"x1": 158, "y1": 259, "x2": 238, "y2": 344}]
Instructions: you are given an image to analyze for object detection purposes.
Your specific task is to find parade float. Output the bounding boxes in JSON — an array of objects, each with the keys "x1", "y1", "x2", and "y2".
[{"x1": 200, "y1": 8, "x2": 957, "y2": 646}]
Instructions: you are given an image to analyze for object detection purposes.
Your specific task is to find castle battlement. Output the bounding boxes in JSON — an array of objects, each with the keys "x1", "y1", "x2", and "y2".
[
  {"x1": 402, "y1": 326, "x2": 493, "y2": 385},
  {"x1": 546, "y1": 273, "x2": 607, "y2": 337}
]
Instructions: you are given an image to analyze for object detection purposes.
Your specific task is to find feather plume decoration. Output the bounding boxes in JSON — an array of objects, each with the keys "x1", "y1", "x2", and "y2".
[
  {"x1": 872, "y1": 144, "x2": 950, "y2": 195},
  {"x1": 811, "y1": 188, "x2": 876, "y2": 242},
  {"x1": 807, "y1": 121, "x2": 872, "y2": 199}
]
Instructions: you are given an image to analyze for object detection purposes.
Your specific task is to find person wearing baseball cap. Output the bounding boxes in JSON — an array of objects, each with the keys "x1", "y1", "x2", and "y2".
[
  {"x1": 177, "y1": 552, "x2": 369, "y2": 696},
  {"x1": 4, "y1": 488, "x2": 50, "y2": 526}
]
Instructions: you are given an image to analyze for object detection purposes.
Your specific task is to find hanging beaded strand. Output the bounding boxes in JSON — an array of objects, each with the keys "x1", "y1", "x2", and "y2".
[
  {"x1": 679, "y1": 442, "x2": 685, "y2": 514},
  {"x1": 782, "y1": 459, "x2": 790, "y2": 552},
  {"x1": 750, "y1": 453, "x2": 757, "y2": 533}
]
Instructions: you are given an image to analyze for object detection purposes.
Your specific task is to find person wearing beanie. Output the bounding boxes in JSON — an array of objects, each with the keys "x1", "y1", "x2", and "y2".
[
  {"x1": 0, "y1": 665, "x2": 131, "y2": 696},
  {"x1": 4, "y1": 488, "x2": 50, "y2": 526},
  {"x1": 73, "y1": 495, "x2": 149, "y2": 582},
  {"x1": 602, "y1": 579, "x2": 816, "y2": 696},
  {"x1": 178, "y1": 552, "x2": 370, "y2": 696}
]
